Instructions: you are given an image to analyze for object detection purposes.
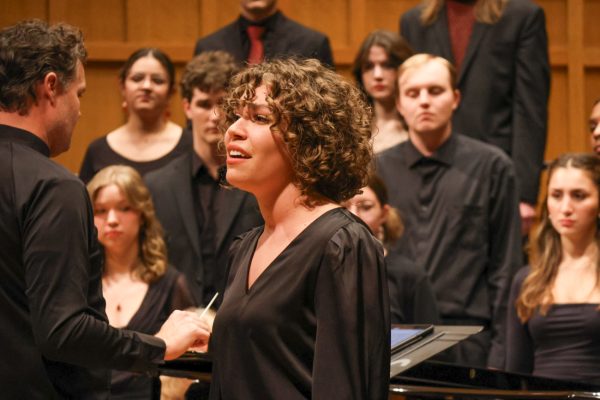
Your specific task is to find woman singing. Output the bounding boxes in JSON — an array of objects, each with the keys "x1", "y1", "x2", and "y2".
[
  {"x1": 209, "y1": 59, "x2": 390, "y2": 399},
  {"x1": 507, "y1": 153, "x2": 600, "y2": 384}
]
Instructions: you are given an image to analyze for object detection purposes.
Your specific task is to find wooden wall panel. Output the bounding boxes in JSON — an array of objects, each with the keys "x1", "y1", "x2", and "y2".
[
  {"x1": 1, "y1": 0, "x2": 600, "y2": 176},
  {"x1": 538, "y1": 0, "x2": 567, "y2": 65},
  {"x1": 0, "y1": 1, "x2": 48, "y2": 26},
  {"x1": 126, "y1": 0, "x2": 199, "y2": 43},
  {"x1": 280, "y1": 0, "x2": 354, "y2": 62},
  {"x1": 48, "y1": 0, "x2": 126, "y2": 41},
  {"x1": 364, "y1": 0, "x2": 420, "y2": 34},
  {"x1": 544, "y1": 68, "x2": 569, "y2": 160},
  {"x1": 584, "y1": 0, "x2": 600, "y2": 48},
  {"x1": 199, "y1": 0, "x2": 240, "y2": 35}
]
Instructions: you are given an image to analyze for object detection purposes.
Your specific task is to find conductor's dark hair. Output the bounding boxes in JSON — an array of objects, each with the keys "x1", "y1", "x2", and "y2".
[{"x1": 0, "y1": 19, "x2": 87, "y2": 115}]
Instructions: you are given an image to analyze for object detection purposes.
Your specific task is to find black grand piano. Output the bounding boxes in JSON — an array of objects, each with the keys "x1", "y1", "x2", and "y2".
[{"x1": 160, "y1": 325, "x2": 600, "y2": 399}]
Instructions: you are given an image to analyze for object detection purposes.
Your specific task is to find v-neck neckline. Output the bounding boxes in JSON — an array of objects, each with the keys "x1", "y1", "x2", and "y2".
[{"x1": 244, "y1": 207, "x2": 342, "y2": 293}]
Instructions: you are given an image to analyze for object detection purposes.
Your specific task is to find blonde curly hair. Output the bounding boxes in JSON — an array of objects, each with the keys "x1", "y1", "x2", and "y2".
[{"x1": 87, "y1": 165, "x2": 167, "y2": 283}]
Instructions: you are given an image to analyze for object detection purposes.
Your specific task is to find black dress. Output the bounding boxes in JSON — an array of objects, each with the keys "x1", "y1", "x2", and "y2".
[
  {"x1": 506, "y1": 267, "x2": 600, "y2": 384},
  {"x1": 209, "y1": 208, "x2": 390, "y2": 400},
  {"x1": 78, "y1": 127, "x2": 192, "y2": 183},
  {"x1": 110, "y1": 268, "x2": 197, "y2": 399},
  {"x1": 386, "y1": 252, "x2": 440, "y2": 324}
]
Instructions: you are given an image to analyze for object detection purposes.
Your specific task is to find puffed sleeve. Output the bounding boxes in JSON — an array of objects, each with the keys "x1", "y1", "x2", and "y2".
[
  {"x1": 505, "y1": 267, "x2": 535, "y2": 374},
  {"x1": 312, "y1": 223, "x2": 390, "y2": 400}
]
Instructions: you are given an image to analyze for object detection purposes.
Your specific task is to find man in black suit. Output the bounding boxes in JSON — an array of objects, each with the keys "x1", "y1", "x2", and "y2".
[
  {"x1": 400, "y1": 0, "x2": 550, "y2": 235},
  {"x1": 0, "y1": 20, "x2": 208, "y2": 398},
  {"x1": 145, "y1": 51, "x2": 263, "y2": 307},
  {"x1": 194, "y1": 0, "x2": 334, "y2": 67}
]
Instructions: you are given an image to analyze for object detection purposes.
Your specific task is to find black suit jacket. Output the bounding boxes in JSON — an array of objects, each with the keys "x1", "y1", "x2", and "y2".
[
  {"x1": 194, "y1": 10, "x2": 334, "y2": 67},
  {"x1": 400, "y1": 0, "x2": 550, "y2": 204},
  {"x1": 145, "y1": 154, "x2": 263, "y2": 306}
]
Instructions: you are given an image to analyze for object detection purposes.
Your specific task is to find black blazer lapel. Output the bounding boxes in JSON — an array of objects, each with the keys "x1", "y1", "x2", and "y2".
[
  {"x1": 432, "y1": 8, "x2": 454, "y2": 64},
  {"x1": 230, "y1": 19, "x2": 249, "y2": 63},
  {"x1": 215, "y1": 189, "x2": 246, "y2": 253},
  {"x1": 458, "y1": 22, "x2": 489, "y2": 85}
]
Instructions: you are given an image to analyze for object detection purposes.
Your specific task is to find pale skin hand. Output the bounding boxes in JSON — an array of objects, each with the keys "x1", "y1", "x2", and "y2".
[
  {"x1": 155, "y1": 310, "x2": 211, "y2": 360},
  {"x1": 520, "y1": 202, "x2": 537, "y2": 236}
]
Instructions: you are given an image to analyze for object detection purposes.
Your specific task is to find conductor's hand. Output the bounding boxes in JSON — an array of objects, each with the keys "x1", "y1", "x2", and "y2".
[{"x1": 155, "y1": 310, "x2": 211, "y2": 360}]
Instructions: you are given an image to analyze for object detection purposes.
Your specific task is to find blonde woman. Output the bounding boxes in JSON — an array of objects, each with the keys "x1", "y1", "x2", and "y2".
[{"x1": 87, "y1": 165, "x2": 197, "y2": 398}]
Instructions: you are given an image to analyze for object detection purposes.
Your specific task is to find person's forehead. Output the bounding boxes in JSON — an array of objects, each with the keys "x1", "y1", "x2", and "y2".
[
  {"x1": 399, "y1": 60, "x2": 451, "y2": 87},
  {"x1": 191, "y1": 87, "x2": 225, "y2": 100},
  {"x1": 591, "y1": 102, "x2": 600, "y2": 118},
  {"x1": 368, "y1": 45, "x2": 389, "y2": 60},
  {"x1": 129, "y1": 56, "x2": 167, "y2": 74}
]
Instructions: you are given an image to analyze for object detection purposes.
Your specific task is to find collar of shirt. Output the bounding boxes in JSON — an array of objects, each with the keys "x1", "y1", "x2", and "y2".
[
  {"x1": 404, "y1": 133, "x2": 458, "y2": 169},
  {"x1": 192, "y1": 152, "x2": 227, "y2": 185},
  {"x1": 191, "y1": 152, "x2": 210, "y2": 180},
  {"x1": 238, "y1": 10, "x2": 281, "y2": 33},
  {"x1": 0, "y1": 124, "x2": 50, "y2": 157}
]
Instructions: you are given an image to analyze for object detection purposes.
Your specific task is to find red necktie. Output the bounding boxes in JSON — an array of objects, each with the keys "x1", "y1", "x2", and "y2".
[{"x1": 247, "y1": 25, "x2": 265, "y2": 64}]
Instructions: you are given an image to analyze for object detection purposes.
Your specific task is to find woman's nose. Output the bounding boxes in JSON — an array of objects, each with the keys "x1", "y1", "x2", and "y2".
[
  {"x1": 373, "y1": 65, "x2": 383, "y2": 79},
  {"x1": 225, "y1": 116, "x2": 247, "y2": 142},
  {"x1": 141, "y1": 77, "x2": 152, "y2": 89},
  {"x1": 106, "y1": 209, "x2": 119, "y2": 225},
  {"x1": 559, "y1": 198, "x2": 573, "y2": 214}
]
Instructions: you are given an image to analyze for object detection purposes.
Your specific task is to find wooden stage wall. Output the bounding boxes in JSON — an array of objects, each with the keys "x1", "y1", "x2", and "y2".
[{"x1": 3, "y1": 0, "x2": 600, "y2": 204}]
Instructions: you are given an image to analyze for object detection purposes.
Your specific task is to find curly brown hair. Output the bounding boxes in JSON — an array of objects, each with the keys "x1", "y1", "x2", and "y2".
[
  {"x1": 87, "y1": 165, "x2": 168, "y2": 284},
  {"x1": 180, "y1": 51, "x2": 240, "y2": 101},
  {"x1": 516, "y1": 153, "x2": 600, "y2": 322},
  {"x1": 0, "y1": 19, "x2": 87, "y2": 115},
  {"x1": 222, "y1": 58, "x2": 374, "y2": 205}
]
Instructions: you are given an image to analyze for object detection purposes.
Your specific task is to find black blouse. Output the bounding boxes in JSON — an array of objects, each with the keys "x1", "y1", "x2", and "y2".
[
  {"x1": 209, "y1": 208, "x2": 390, "y2": 399},
  {"x1": 110, "y1": 268, "x2": 196, "y2": 399},
  {"x1": 78, "y1": 127, "x2": 192, "y2": 183}
]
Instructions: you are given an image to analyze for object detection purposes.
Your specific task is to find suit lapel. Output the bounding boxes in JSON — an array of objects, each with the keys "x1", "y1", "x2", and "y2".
[
  {"x1": 171, "y1": 156, "x2": 202, "y2": 259},
  {"x1": 215, "y1": 189, "x2": 246, "y2": 252},
  {"x1": 432, "y1": 7, "x2": 454, "y2": 63},
  {"x1": 458, "y1": 22, "x2": 489, "y2": 85},
  {"x1": 232, "y1": 19, "x2": 249, "y2": 63}
]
